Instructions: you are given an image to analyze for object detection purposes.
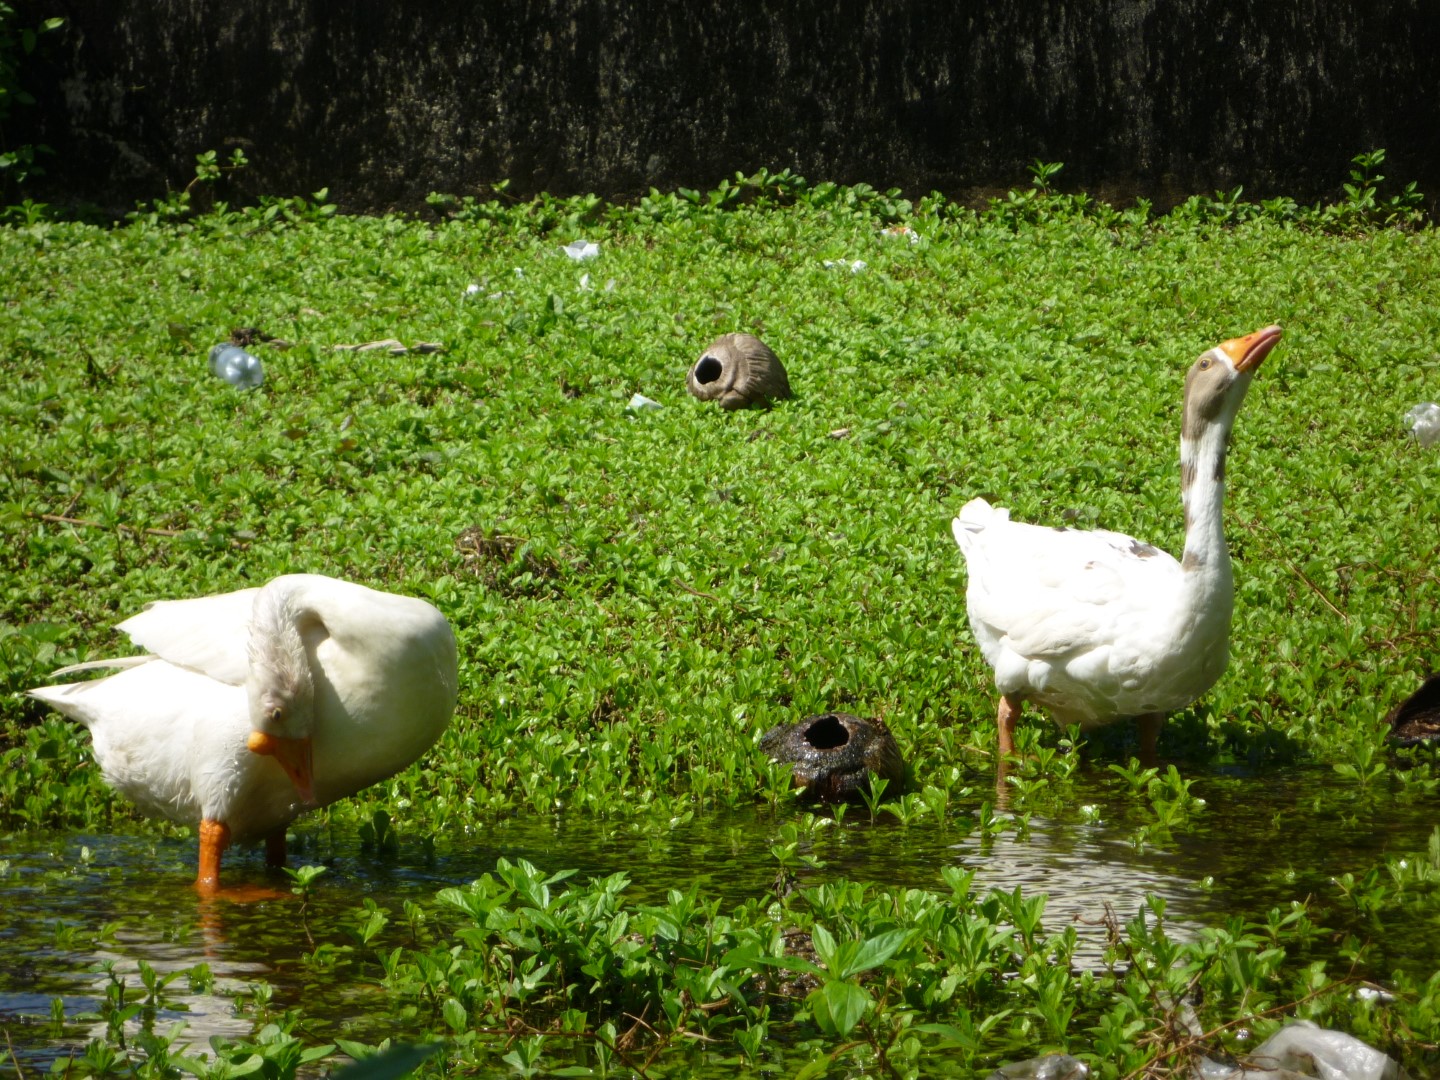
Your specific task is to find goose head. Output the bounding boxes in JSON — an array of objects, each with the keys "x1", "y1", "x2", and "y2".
[
  {"x1": 243, "y1": 585, "x2": 320, "y2": 805},
  {"x1": 1182, "y1": 324, "x2": 1283, "y2": 436}
]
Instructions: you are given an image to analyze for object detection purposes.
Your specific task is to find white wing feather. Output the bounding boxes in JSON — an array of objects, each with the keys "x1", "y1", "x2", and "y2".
[
  {"x1": 115, "y1": 587, "x2": 261, "y2": 685},
  {"x1": 953, "y1": 498, "x2": 1200, "y2": 721}
]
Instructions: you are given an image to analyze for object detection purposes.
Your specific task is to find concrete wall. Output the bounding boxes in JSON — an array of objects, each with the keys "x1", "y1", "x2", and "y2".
[{"x1": 15, "y1": 0, "x2": 1440, "y2": 213}]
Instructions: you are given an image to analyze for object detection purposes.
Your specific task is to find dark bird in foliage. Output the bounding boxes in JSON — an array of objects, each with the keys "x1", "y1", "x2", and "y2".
[{"x1": 760, "y1": 712, "x2": 905, "y2": 801}]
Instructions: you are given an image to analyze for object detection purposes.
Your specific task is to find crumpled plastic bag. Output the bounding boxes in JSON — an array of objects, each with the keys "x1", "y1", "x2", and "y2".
[
  {"x1": 563, "y1": 239, "x2": 600, "y2": 261},
  {"x1": 1195, "y1": 1021, "x2": 1409, "y2": 1080},
  {"x1": 1403, "y1": 402, "x2": 1440, "y2": 447}
]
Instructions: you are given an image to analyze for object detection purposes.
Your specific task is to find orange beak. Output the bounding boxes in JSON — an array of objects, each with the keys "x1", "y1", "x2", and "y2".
[
  {"x1": 1218, "y1": 325, "x2": 1283, "y2": 373},
  {"x1": 247, "y1": 730, "x2": 317, "y2": 806}
]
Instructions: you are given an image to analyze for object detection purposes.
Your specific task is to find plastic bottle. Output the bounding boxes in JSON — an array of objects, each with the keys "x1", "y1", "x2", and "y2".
[{"x1": 208, "y1": 344, "x2": 264, "y2": 390}]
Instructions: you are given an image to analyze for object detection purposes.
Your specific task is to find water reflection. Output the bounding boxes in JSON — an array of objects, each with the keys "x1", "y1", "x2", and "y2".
[{"x1": 2, "y1": 765, "x2": 1436, "y2": 1068}]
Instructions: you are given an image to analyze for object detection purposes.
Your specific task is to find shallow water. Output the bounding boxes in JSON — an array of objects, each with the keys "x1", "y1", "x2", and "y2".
[{"x1": 2, "y1": 764, "x2": 1436, "y2": 1070}]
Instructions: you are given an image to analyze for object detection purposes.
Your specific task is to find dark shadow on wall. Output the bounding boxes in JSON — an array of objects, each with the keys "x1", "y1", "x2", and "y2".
[{"x1": 12, "y1": 0, "x2": 1440, "y2": 214}]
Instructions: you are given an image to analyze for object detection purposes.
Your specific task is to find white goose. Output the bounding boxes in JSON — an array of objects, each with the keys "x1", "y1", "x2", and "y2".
[
  {"x1": 953, "y1": 325, "x2": 1282, "y2": 767},
  {"x1": 29, "y1": 574, "x2": 458, "y2": 895}
]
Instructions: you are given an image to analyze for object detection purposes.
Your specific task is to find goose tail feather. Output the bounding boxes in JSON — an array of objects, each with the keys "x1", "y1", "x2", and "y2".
[
  {"x1": 953, "y1": 497, "x2": 1008, "y2": 551},
  {"x1": 47, "y1": 655, "x2": 154, "y2": 677}
]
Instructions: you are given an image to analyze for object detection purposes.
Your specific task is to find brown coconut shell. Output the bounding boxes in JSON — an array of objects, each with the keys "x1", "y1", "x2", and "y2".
[
  {"x1": 759, "y1": 712, "x2": 906, "y2": 802},
  {"x1": 686, "y1": 333, "x2": 792, "y2": 410},
  {"x1": 1386, "y1": 672, "x2": 1440, "y2": 746}
]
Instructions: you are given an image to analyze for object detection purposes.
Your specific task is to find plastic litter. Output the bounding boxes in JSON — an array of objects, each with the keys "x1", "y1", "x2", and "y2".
[
  {"x1": 986, "y1": 1022, "x2": 1407, "y2": 1080},
  {"x1": 823, "y1": 258, "x2": 867, "y2": 273},
  {"x1": 986, "y1": 1054, "x2": 1087, "y2": 1080},
  {"x1": 1195, "y1": 1021, "x2": 1408, "y2": 1080},
  {"x1": 626, "y1": 393, "x2": 663, "y2": 412},
  {"x1": 563, "y1": 240, "x2": 600, "y2": 261},
  {"x1": 1403, "y1": 402, "x2": 1440, "y2": 447},
  {"x1": 1355, "y1": 986, "x2": 1397, "y2": 1005},
  {"x1": 207, "y1": 344, "x2": 264, "y2": 390}
]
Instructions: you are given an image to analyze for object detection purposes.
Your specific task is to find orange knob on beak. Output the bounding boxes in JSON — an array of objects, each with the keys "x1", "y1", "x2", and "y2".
[
  {"x1": 247, "y1": 730, "x2": 317, "y2": 806},
  {"x1": 1218, "y1": 325, "x2": 1283, "y2": 373}
]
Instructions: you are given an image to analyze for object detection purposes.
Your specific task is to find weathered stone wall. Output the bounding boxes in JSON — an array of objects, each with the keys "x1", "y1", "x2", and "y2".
[{"x1": 14, "y1": 0, "x2": 1440, "y2": 213}]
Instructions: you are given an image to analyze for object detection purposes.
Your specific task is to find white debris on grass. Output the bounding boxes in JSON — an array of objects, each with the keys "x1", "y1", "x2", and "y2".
[
  {"x1": 563, "y1": 240, "x2": 600, "y2": 261},
  {"x1": 1404, "y1": 402, "x2": 1440, "y2": 447}
]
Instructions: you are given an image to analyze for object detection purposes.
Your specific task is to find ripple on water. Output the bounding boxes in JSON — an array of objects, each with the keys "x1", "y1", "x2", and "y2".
[{"x1": 2, "y1": 765, "x2": 1437, "y2": 1068}]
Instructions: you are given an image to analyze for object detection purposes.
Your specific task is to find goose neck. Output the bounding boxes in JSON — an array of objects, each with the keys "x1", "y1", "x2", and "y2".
[
  {"x1": 1179, "y1": 423, "x2": 1233, "y2": 578},
  {"x1": 246, "y1": 578, "x2": 316, "y2": 735}
]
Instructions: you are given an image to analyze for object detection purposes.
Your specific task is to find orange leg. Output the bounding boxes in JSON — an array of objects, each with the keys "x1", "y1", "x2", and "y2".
[
  {"x1": 1137, "y1": 713, "x2": 1163, "y2": 769},
  {"x1": 196, "y1": 818, "x2": 231, "y2": 896},
  {"x1": 265, "y1": 829, "x2": 287, "y2": 869},
  {"x1": 995, "y1": 694, "x2": 1023, "y2": 798},
  {"x1": 997, "y1": 694, "x2": 1022, "y2": 758}
]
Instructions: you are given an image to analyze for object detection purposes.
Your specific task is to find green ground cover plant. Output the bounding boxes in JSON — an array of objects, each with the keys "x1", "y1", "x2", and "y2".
[{"x1": 2, "y1": 162, "x2": 1439, "y2": 1076}]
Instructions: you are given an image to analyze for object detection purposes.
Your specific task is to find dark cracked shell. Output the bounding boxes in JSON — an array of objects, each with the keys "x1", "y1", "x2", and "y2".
[
  {"x1": 686, "y1": 333, "x2": 792, "y2": 410},
  {"x1": 759, "y1": 712, "x2": 906, "y2": 802},
  {"x1": 1386, "y1": 672, "x2": 1440, "y2": 746}
]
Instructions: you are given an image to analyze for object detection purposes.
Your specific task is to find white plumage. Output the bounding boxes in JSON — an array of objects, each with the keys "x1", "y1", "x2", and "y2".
[
  {"x1": 953, "y1": 499, "x2": 1229, "y2": 726},
  {"x1": 30, "y1": 574, "x2": 458, "y2": 893},
  {"x1": 953, "y1": 325, "x2": 1283, "y2": 765}
]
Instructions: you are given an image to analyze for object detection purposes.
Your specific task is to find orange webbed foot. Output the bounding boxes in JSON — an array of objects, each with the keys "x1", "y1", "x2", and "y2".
[{"x1": 194, "y1": 819, "x2": 291, "y2": 902}]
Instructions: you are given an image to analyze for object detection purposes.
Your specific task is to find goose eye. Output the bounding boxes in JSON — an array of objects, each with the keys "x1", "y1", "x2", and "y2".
[
  {"x1": 269, "y1": 707, "x2": 283, "y2": 724},
  {"x1": 1199, "y1": 357, "x2": 1213, "y2": 370}
]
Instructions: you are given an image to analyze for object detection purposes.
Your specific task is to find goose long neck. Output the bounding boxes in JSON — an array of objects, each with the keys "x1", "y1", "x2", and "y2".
[
  {"x1": 248, "y1": 578, "x2": 316, "y2": 710},
  {"x1": 1179, "y1": 419, "x2": 1234, "y2": 578}
]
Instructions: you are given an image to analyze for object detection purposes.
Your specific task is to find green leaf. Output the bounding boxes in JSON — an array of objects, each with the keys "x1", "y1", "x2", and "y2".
[
  {"x1": 219, "y1": 1056, "x2": 267, "y2": 1078},
  {"x1": 914, "y1": 1022, "x2": 978, "y2": 1050},
  {"x1": 793, "y1": 1051, "x2": 833, "y2": 1080},
  {"x1": 334, "y1": 1039, "x2": 380, "y2": 1061},
  {"x1": 843, "y1": 928, "x2": 913, "y2": 978},
  {"x1": 808, "y1": 922, "x2": 838, "y2": 970},
  {"x1": 756, "y1": 952, "x2": 825, "y2": 977},
  {"x1": 811, "y1": 979, "x2": 871, "y2": 1036},
  {"x1": 442, "y1": 996, "x2": 468, "y2": 1032},
  {"x1": 328, "y1": 1044, "x2": 443, "y2": 1080}
]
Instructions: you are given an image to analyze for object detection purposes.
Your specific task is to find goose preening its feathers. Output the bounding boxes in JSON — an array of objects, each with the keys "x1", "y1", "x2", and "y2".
[
  {"x1": 29, "y1": 574, "x2": 458, "y2": 895},
  {"x1": 953, "y1": 325, "x2": 1283, "y2": 768}
]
